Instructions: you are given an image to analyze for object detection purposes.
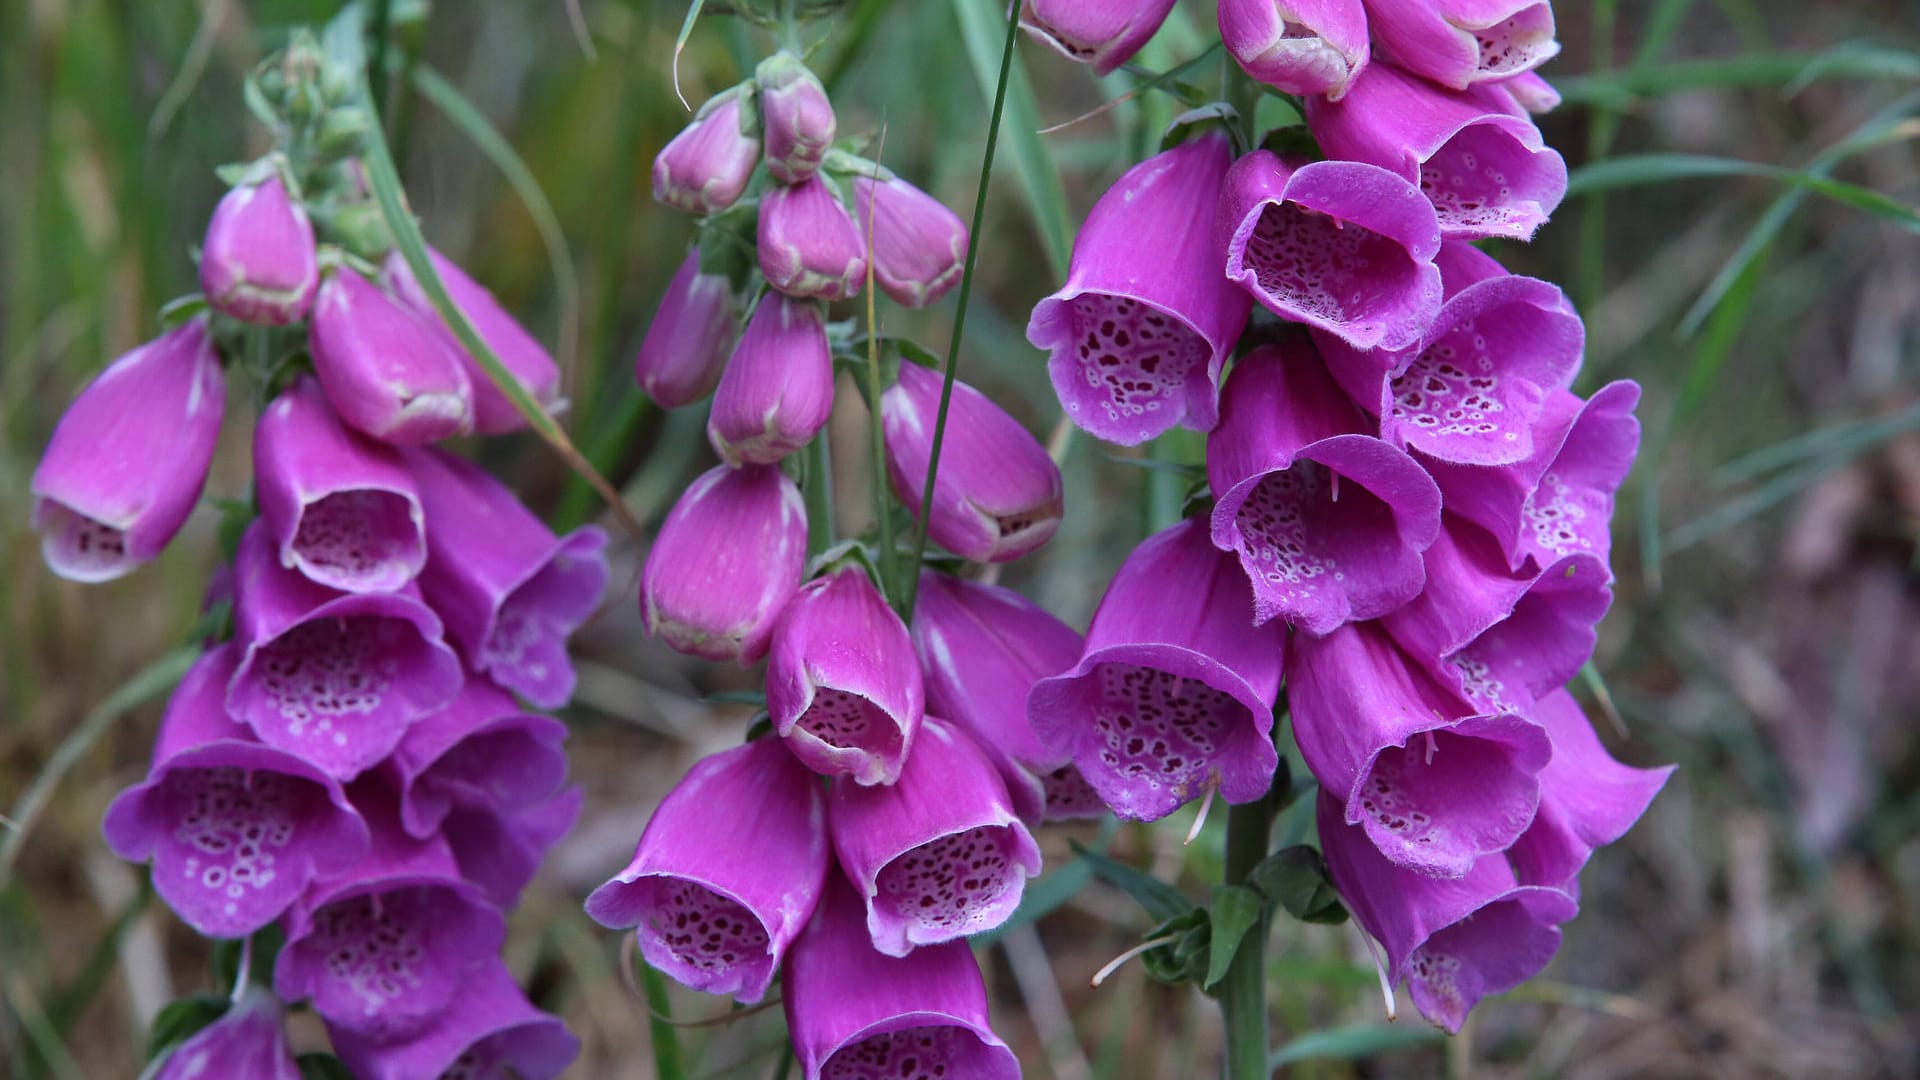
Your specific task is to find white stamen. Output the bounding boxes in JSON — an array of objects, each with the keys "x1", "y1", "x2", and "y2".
[
  {"x1": 1424, "y1": 730, "x2": 1439, "y2": 765},
  {"x1": 1354, "y1": 924, "x2": 1398, "y2": 1022},
  {"x1": 1185, "y1": 784, "x2": 1217, "y2": 846},
  {"x1": 1090, "y1": 934, "x2": 1181, "y2": 988}
]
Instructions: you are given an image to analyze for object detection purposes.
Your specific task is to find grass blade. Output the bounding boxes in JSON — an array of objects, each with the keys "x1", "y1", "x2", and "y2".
[
  {"x1": 951, "y1": 0, "x2": 1072, "y2": 278},
  {"x1": 410, "y1": 65, "x2": 582, "y2": 383},
  {"x1": 1566, "y1": 153, "x2": 1920, "y2": 229},
  {"x1": 1268, "y1": 1023, "x2": 1444, "y2": 1068}
]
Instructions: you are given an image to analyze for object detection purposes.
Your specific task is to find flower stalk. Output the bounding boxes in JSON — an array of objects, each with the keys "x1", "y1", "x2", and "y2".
[{"x1": 1220, "y1": 795, "x2": 1273, "y2": 1080}]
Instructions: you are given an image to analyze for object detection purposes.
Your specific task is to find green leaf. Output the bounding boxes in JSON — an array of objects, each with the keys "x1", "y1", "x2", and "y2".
[
  {"x1": 1267, "y1": 1022, "x2": 1445, "y2": 1069},
  {"x1": 1203, "y1": 885, "x2": 1264, "y2": 990},
  {"x1": 1138, "y1": 909, "x2": 1212, "y2": 986},
  {"x1": 411, "y1": 65, "x2": 581, "y2": 376},
  {"x1": 636, "y1": 957, "x2": 687, "y2": 1080},
  {"x1": 950, "y1": 0, "x2": 1072, "y2": 278},
  {"x1": 146, "y1": 995, "x2": 228, "y2": 1060},
  {"x1": 704, "y1": 689, "x2": 768, "y2": 708},
  {"x1": 1069, "y1": 840, "x2": 1195, "y2": 922},
  {"x1": 296, "y1": 1053, "x2": 358, "y2": 1080},
  {"x1": 1245, "y1": 845, "x2": 1346, "y2": 925},
  {"x1": 1553, "y1": 41, "x2": 1920, "y2": 108},
  {"x1": 1565, "y1": 153, "x2": 1920, "y2": 230}
]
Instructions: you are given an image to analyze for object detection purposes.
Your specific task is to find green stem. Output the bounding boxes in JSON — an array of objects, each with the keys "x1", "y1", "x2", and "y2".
[
  {"x1": 805, "y1": 432, "x2": 835, "y2": 557},
  {"x1": 368, "y1": 0, "x2": 393, "y2": 123},
  {"x1": 1220, "y1": 799, "x2": 1273, "y2": 1080},
  {"x1": 901, "y1": 0, "x2": 1022, "y2": 621}
]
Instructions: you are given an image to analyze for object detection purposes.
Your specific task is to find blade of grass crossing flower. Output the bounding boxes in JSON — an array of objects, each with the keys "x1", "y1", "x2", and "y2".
[
  {"x1": 951, "y1": 0, "x2": 1072, "y2": 278},
  {"x1": 0, "y1": 646, "x2": 196, "y2": 889},
  {"x1": 637, "y1": 957, "x2": 687, "y2": 1080},
  {"x1": 902, "y1": 0, "x2": 1024, "y2": 621},
  {"x1": 411, "y1": 65, "x2": 582, "y2": 384},
  {"x1": 357, "y1": 82, "x2": 648, "y2": 541},
  {"x1": 672, "y1": 0, "x2": 709, "y2": 111}
]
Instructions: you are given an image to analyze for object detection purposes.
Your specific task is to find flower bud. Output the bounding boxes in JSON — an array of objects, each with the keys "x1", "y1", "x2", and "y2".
[
  {"x1": 1363, "y1": 0, "x2": 1559, "y2": 90},
  {"x1": 1218, "y1": 0, "x2": 1370, "y2": 99},
  {"x1": 153, "y1": 989, "x2": 301, "y2": 1080},
  {"x1": 768, "y1": 566, "x2": 924, "y2": 785},
  {"x1": 642, "y1": 463, "x2": 808, "y2": 664},
  {"x1": 31, "y1": 318, "x2": 225, "y2": 583},
  {"x1": 757, "y1": 52, "x2": 836, "y2": 184},
  {"x1": 254, "y1": 376, "x2": 426, "y2": 594},
  {"x1": 882, "y1": 362, "x2": 1062, "y2": 563},
  {"x1": 199, "y1": 171, "x2": 318, "y2": 325},
  {"x1": 707, "y1": 292, "x2": 835, "y2": 466},
  {"x1": 757, "y1": 174, "x2": 867, "y2": 301},
  {"x1": 308, "y1": 266, "x2": 474, "y2": 444},
  {"x1": 383, "y1": 247, "x2": 564, "y2": 436},
  {"x1": 1020, "y1": 0, "x2": 1179, "y2": 76},
  {"x1": 635, "y1": 249, "x2": 739, "y2": 408},
  {"x1": 851, "y1": 174, "x2": 969, "y2": 308},
  {"x1": 653, "y1": 89, "x2": 761, "y2": 215}
]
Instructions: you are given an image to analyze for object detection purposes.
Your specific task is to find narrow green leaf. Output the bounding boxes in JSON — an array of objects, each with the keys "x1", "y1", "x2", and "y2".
[
  {"x1": 411, "y1": 66, "x2": 581, "y2": 377},
  {"x1": 296, "y1": 1053, "x2": 357, "y2": 1080},
  {"x1": 637, "y1": 957, "x2": 687, "y2": 1080},
  {"x1": 1069, "y1": 839, "x2": 1195, "y2": 922},
  {"x1": 950, "y1": 0, "x2": 1072, "y2": 278},
  {"x1": 1203, "y1": 885, "x2": 1264, "y2": 990},
  {"x1": 1554, "y1": 41, "x2": 1920, "y2": 107},
  {"x1": 1566, "y1": 153, "x2": 1920, "y2": 229},
  {"x1": 146, "y1": 995, "x2": 228, "y2": 1060},
  {"x1": 1267, "y1": 1023, "x2": 1445, "y2": 1068}
]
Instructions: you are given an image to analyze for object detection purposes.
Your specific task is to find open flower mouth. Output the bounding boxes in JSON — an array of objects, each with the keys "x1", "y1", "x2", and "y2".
[{"x1": 36, "y1": 500, "x2": 134, "y2": 583}]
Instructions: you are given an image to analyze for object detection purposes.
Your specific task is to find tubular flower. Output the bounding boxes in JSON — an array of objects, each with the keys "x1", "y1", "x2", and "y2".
[
  {"x1": 307, "y1": 266, "x2": 474, "y2": 444},
  {"x1": 1363, "y1": 0, "x2": 1560, "y2": 90},
  {"x1": 1218, "y1": 0, "x2": 1370, "y2": 100},
  {"x1": 707, "y1": 292, "x2": 836, "y2": 466},
  {"x1": 199, "y1": 171, "x2": 318, "y2": 326},
  {"x1": 653, "y1": 87, "x2": 761, "y2": 215},
  {"x1": 641, "y1": 462, "x2": 808, "y2": 664},
  {"x1": 635, "y1": 249, "x2": 739, "y2": 409},
  {"x1": 1020, "y1": 0, "x2": 1179, "y2": 76}
]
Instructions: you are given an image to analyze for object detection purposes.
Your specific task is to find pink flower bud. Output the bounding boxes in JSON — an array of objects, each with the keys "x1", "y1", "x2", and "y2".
[
  {"x1": 383, "y1": 248, "x2": 563, "y2": 436},
  {"x1": 1021, "y1": 0, "x2": 1179, "y2": 76},
  {"x1": 851, "y1": 174, "x2": 969, "y2": 308},
  {"x1": 1363, "y1": 0, "x2": 1560, "y2": 90},
  {"x1": 31, "y1": 318, "x2": 225, "y2": 582},
  {"x1": 757, "y1": 175, "x2": 868, "y2": 301},
  {"x1": 653, "y1": 90, "x2": 761, "y2": 215},
  {"x1": 1217, "y1": 0, "x2": 1370, "y2": 100},
  {"x1": 635, "y1": 249, "x2": 739, "y2": 409},
  {"x1": 757, "y1": 52, "x2": 836, "y2": 184},
  {"x1": 707, "y1": 292, "x2": 835, "y2": 466},
  {"x1": 308, "y1": 267, "x2": 474, "y2": 444},
  {"x1": 641, "y1": 463, "x2": 808, "y2": 664},
  {"x1": 881, "y1": 362, "x2": 1062, "y2": 563},
  {"x1": 199, "y1": 172, "x2": 319, "y2": 325}
]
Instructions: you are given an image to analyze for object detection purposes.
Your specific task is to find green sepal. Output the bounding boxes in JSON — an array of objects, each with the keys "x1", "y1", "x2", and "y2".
[
  {"x1": 1138, "y1": 909, "x2": 1212, "y2": 986},
  {"x1": 1246, "y1": 845, "x2": 1347, "y2": 925},
  {"x1": 1203, "y1": 884, "x2": 1265, "y2": 989},
  {"x1": 146, "y1": 995, "x2": 229, "y2": 1061}
]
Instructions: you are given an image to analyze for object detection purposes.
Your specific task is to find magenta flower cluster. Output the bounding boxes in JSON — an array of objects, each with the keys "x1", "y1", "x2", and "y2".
[
  {"x1": 601, "y1": 45, "x2": 1088, "y2": 1078},
  {"x1": 35, "y1": 146, "x2": 604, "y2": 1076},
  {"x1": 1022, "y1": 0, "x2": 1671, "y2": 1033}
]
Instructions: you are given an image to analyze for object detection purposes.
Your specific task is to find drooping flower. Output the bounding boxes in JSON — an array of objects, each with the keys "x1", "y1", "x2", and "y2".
[
  {"x1": 307, "y1": 266, "x2": 474, "y2": 444},
  {"x1": 758, "y1": 174, "x2": 868, "y2": 301},
  {"x1": 881, "y1": 361, "x2": 1063, "y2": 564},
  {"x1": 1019, "y1": 0, "x2": 1179, "y2": 76},
  {"x1": 405, "y1": 447, "x2": 610, "y2": 709},
  {"x1": 383, "y1": 247, "x2": 564, "y2": 436},
  {"x1": 653, "y1": 87, "x2": 761, "y2": 215},
  {"x1": 274, "y1": 782, "x2": 506, "y2": 1043},
  {"x1": 831, "y1": 718, "x2": 1044, "y2": 955},
  {"x1": 102, "y1": 644, "x2": 369, "y2": 939},
  {"x1": 1362, "y1": 0, "x2": 1560, "y2": 90},
  {"x1": 1508, "y1": 689, "x2": 1673, "y2": 890},
  {"x1": 153, "y1": 988, "x2": 301, "y2": 1080},
  {"x1": 758, "y1": 52, "x2": 836, "y2": 185},
  {"x1": 199, "y1": 171, "x2": 318, "y2": 326},
  {"x1": 1421, "y1": 380, "x2": 1641, "y2": 573},
  {"x1": 783, "y1": 874, "x2": 1021, "y2": 1080},
  {"x1": 30, "y1": 318, "x2": 225, "y2": 583},
  {"x1": 1029, "y1": 131, "x2": 1251, "y2": 444},
  {"x1": 767, "y1": 566, "x2": 925, "y2": 785},
  {"x1": 1217, "y1": 0, "x2": 1370, "y2": 100},
  {"x1": 634, "y1": 249, "x2": 739, "y2": 409},
  {"x1": 253, "y1": 375, "x2": 426, "y2": 594},
  {"x1": 1317, "y1": 792, "x2": 1577, "y2": 1032},
  {"x1": 326, "y1": 961, "x2": 579, "y2": 1080},
  {"x1": 642, "y1": 462, "x2": 808, "y2": 663},
  {"x1": 1029, "y1": 518, "x2": 1286, "y2": 822},
  {"x1": 585, "y1": 736, "x2": 829, "y2": 1003},
  {"x1": 706, "y1": 292, "x2": 835, "y2": 466},
  {"x1": 382, "y1": 678, "x2": 569, "y2": 839},
  {"x1": 1307, "y1": 61, "x2": 1567, "y2": 240},
  {"x1": 1217, "y1": 150, "x2": 1443, "y2": 352},
  {"x1": 1286, "y1": 620, "x2": 1550, "y2": 877},
  {"x1": 851, "y1": 173, "x2": 970, "y2": 309},
  {"x1": 227, "y1": 522, "x2": 464, "y2": 779},
  {"x1": 1381, "y1": 517, "x2": 1613, "y2": 714},
  {"x1": 440, "y1": 784, "x2": 583, "y2": 910},
  {"x1": 1320, "y1": 239, "x2": 1584, "y2": 466},
  {"x1": 1206, "y1": 340, "x2": 1442, "y2": 633},
  {"x1": 910, "y1": 570, "x2": 1100, "y2": 821}
]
